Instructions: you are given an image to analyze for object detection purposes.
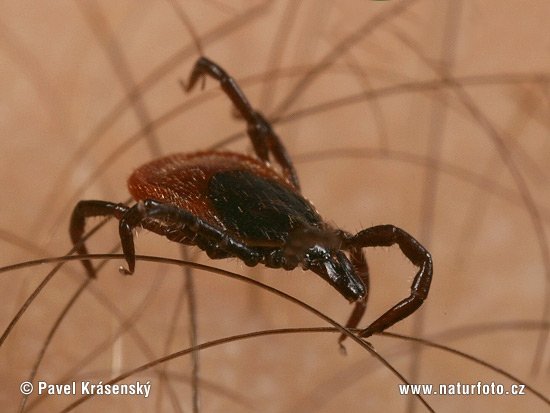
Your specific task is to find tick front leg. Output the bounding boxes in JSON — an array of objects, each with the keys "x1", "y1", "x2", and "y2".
[
  {"x1": 185, "y1": 57, "x2": 300, "y2": 190},
  {"x1": 339, "y1": 247, "x2": 370, "y2": 345},
  {"x1": 69, "y1": 200, "x2": 129, "y2": 278},
  {"x1": 346, "y1": 225, "x2": 433, "y2": 338}
]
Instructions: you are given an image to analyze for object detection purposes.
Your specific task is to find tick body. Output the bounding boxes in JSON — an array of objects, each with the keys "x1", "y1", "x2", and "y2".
[
  {"x1": 128, "y1": 151, "x2": 321, "y2": 246},
  {"x1": 70, "y1": 57, "x2": 432, "y2": 341}
]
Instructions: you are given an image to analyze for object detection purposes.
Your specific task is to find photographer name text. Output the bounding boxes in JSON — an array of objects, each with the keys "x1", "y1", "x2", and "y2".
[{"x1": 21, "y1": 380, "x2": 151, "y2": 398}]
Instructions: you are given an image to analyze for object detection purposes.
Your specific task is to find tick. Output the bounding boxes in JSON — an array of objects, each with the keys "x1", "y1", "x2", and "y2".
[{"x1": 70, "y1": 57, "x2": 433, "y2": 342}]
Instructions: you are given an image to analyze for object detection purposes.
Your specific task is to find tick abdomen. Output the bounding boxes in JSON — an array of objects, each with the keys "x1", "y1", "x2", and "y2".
[{"x1": 128, "y1": 151, "x2": 322, "y2": 242}]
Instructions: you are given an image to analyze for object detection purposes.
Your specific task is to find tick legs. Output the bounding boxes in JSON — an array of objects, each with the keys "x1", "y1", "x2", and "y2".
[
  {"x1": 345, "y1": 225, "x2": 433, "y2": 338},
  {"x1": 339, "y1": 246, "x2": 369, "y2": 345},
  {"x1": 185, "y1": 57, "x2": 300, "y2": 190},
  {"x1": 70, "y1": 199, "x2": 262, "y2": 277},
  {"x1": 117, "y1": 199, "x2": 262, "y2": 274},
  {"x1": 70, "y1": 200, "x2": 129, "y2": 278}
]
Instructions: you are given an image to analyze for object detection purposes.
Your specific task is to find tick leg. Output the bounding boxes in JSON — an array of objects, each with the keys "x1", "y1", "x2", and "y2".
[
  {"x1": 69, "y1": 200, "x2": 129, "y2": 278},
  {"x1": 346, "y1": 225, "x2": 433, "y2": 338},
  {"x1": 118, "y1": 199, "x2": 262, "y2": 274},
  {"x1": 186, "y1": 57, "x2": 300, "y2": 190},
  {"x1": 339, "y1": 247, "x2": 369, "y2": 345}
]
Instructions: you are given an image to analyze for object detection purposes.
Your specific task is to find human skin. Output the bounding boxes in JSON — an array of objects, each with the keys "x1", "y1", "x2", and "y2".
[{"x1": 1, "y1": 1, "x2": 550, "y2": 411}]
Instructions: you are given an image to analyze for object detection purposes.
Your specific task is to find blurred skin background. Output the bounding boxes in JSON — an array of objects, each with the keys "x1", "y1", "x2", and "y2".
[{"x1": 1, "y1": 1, "x2": 550, "y2": 411}]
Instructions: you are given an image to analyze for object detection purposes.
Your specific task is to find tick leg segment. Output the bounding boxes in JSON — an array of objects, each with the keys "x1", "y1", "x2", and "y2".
[
  {"x1": 186, "y1": 57, "x2": 300, "y2": 190},
  {"x1": 70, "y1": 200, "x2": 129, "y2": 278},
  {"x1": 339, "y1": 247, "x2": 369, "y2": 345},
  {"x1": 118, "y1": 199, "x2": 262, "y2": 274},
  {"x1": 345, "y1": 225, "x2": 433, "y2": 338}
]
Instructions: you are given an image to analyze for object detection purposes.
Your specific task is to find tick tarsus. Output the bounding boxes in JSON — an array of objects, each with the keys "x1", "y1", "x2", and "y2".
[
  {"x1": 69, "y1": 56, "x2": 433, "y2": 344},
  {"x1": 70, "y1": 200, "x2": 129, "y2": 278}
]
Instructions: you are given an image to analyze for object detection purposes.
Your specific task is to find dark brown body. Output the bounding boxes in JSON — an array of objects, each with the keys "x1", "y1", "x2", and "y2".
[
  {"x1": 128, "y1": 151, "x2": 310, "y2": 236},
  {"x1": 127, "y1": 151, "x2": 326, "y2": 248}
]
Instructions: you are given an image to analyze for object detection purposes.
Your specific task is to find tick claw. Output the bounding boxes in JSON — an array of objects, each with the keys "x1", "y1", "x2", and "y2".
[
  {"x1": 119, "y1": 266, "x2": 133, "y2": 276},
  {"x1": 339, "y1": 342, "x2": 348, "y2": 356}
]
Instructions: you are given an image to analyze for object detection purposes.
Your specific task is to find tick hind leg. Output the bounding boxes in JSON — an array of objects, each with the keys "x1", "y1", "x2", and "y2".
[
  {"x1": 345, "y1": 225, "x2": 433, "y2": 338},
  {"x1": 185, "y1": 57, "x2": 300, "y2": 190},
  {"x1": 71, "y1": 198, "x2": 262, "y2": 277},
  {"x1": 70, "y1": 200, "x2": 130, "y2": 278},
  {"x1": 117, "y1": 199, "x2": 262, "y2": 274}
]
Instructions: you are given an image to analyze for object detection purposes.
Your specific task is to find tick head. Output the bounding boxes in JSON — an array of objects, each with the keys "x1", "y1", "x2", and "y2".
[
  {"x1": 282, "y1": 226, "x2": 366, "y2": 301},
  {"x1": 307, "y1": 247, "x2": 366, "y2": 302}
]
